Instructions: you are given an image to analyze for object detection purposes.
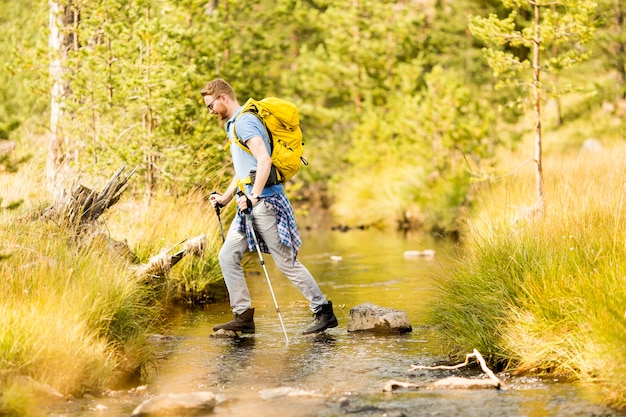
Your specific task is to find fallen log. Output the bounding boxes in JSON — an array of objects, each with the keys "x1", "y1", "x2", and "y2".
[
  {"x1": 39, "y1": 166, "x2": 209, "y2": 279},
  {"x1": 133, "y1": 234, "x2": 207, "y2": 278}
]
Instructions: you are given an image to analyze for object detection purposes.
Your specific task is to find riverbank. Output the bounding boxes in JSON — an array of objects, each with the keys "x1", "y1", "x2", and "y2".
[
  {"x1": 0, "y1": 219, "x2": 160, "y2": 415},
  {"x1": 0, "y1": 162, "x2": 225, "y2": 416},
  {"x1": 426, "y1": 143, "x2": 626, "y2": 410}
]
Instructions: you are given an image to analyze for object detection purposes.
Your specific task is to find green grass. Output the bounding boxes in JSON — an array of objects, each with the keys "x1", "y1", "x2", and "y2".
[
  {"x1": 427, "y1": 143, "x2": 626, "y2": 409},
  {"x1": 329, "y1": 160, "x2": 428, "y2": 230},
  {"x1": 104, "y1": 190, "x2": 227, "y2": 304},
  {"x1": 0, "y1": 152, "x2": 225, "y2": 413},
  {"x1": 0, "y1": 220, "x2": 155, "y2": 411}
]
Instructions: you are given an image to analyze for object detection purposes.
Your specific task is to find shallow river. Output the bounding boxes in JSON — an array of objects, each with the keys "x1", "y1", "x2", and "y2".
[{"x1": 48, "y1": 228, "x2": 623, "y2": 417}]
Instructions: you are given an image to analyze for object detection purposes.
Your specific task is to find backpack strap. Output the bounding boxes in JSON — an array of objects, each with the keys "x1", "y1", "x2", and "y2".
[
  {"x1": 223, "y1": 136, "x2": 252, "y2": 154},
  {"x1": 227, "y1": 103, "x2": 274, "y2": 154},
  {"x1": 223, "y1": 110, "x2": 254, "y2": 154},
  {"x1": 224, "y1": 102, "x2": 285, "y2": 185}
]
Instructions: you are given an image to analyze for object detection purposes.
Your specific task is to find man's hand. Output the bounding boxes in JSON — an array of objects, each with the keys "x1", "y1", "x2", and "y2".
[
  {"x1": 237, "y1": 193, "x2": 258, "y2": 213},
  {"x1": 209, "y1": 192, "x2": 227, "y2": 209}
]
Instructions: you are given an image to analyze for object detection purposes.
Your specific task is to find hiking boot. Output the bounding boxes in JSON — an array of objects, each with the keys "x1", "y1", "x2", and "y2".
[
  {"x1": 213, "y1": 308, "x2": 255, "y2": 334},
  {"x1": 302, "y1": 301, "x2": 338, "y2": 335}
]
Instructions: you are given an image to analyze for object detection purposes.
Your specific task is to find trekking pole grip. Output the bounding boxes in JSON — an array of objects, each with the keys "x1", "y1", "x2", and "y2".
[
  {"x1": 235, "y1": 189, "x2": 253, "y2": 214},
  {"x1": 209, "y1": 191, "x2": 224, "y2": 216}
]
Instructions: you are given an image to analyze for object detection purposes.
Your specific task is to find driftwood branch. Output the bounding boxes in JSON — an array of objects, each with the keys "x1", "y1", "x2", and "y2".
[{"x1": 409, "y1": 349, "x2": 510, "y2": 390}]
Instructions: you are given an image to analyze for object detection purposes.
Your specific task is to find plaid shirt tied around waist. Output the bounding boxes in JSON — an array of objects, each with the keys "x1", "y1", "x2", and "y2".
[{"x1": 234, "y1": 192, "x2": 302, "y2": 263}]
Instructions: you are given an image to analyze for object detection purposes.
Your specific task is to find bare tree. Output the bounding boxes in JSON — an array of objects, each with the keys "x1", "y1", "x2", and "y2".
[{"x1": 48, "y1": 0, "x2": 79, "y2": 198}]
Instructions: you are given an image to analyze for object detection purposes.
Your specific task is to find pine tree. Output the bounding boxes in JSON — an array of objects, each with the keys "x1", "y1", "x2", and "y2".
[
  {"x1": 470, "y1": 0, "x2": 597, "y2": 215},
  {"x1": 61, "y1": 0, "x2": 226, "y2": 194}
]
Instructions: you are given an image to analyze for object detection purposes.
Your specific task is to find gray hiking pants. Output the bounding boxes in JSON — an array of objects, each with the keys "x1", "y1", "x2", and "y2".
[{"x1": 218, "y1": 199, "x2": 327, "y2": 315}]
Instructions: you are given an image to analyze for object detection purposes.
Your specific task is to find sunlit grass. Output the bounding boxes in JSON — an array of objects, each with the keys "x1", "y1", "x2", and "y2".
[
  {"x1": 329, "y1": 161, "x2": 427, "y2": 229},
  {"x1": 104, "y1": 190, "x2": 227, "y2": 304},
  {"x1": 0, "y1": 219, "x2": 157, "y2": 411},
  {"x1": 428, "y1": 143, "x2": 626, "y2": 409},
  {"x1": 0, "y1": 142, "x2": 225, "y2": 413}
]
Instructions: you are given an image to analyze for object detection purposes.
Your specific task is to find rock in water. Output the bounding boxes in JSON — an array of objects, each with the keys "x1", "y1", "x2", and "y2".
[
  {"x1": 347, "y1": 303, "x2": 412, "y2": 333},
  {"x1": 259, "y1": 387, "x2": 323, "y2": 400},
  {"x1": 131, "y1": 391, "x2": 216, "y2": 416},
  {"x1": 427, "y1": 376, "x2": 502, "y2": 390}
]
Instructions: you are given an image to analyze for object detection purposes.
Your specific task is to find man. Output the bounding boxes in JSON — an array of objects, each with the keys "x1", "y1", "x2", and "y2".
[{"x1": 201, "y1": 78, "x2": 338, "y2": 335}]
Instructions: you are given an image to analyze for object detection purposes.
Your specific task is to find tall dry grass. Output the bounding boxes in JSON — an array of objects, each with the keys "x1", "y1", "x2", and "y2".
[
  {"x1": 0, "y1": 148, "x2": 224, "y2": 414},
  {"x1": 0, "y1": 215, "x2": 159, "y2": 414},
  {"x1": 428, "y1": 142, "x2": 626, "y2": 409},
  {"x1": 105, "y1": 190, "x2": 227, "y2": 304},
  {"x1": 329, "y1": 160, "x2": 428, "y2": 229}
]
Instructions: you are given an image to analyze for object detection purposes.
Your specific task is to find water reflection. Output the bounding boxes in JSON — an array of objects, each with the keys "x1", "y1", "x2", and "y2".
[
  {"x1": 283, "y1": 333, "x2": 337, "y2": 382},
  {"x1": 214, "y1": 337, "x2": 256, "y2": 388}
]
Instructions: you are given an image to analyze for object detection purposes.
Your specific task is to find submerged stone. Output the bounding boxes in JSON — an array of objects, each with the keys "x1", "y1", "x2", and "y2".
[
  {"x1": 209, "y1": 329, "x2": 239, "y2": 338},
  {"x1": 383, "y1": 380, "x2": 419, "y2": 392},
  {"x1": 259, "y1": 387, "x2": 323, "y2": 400},
  {"x1": 131, "y1": 391, "x2": 216, "y2": 416},
  {"x1": 403, "y1": 249, "x2": 435, "y2": 259}
]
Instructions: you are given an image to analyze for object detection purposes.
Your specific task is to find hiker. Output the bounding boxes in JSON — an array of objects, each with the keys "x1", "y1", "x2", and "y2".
[{"x1": 201, "y1": 78, "x2": 338, "y2": 335}]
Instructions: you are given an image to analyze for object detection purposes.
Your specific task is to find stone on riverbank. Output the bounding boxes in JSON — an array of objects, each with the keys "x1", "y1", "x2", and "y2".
[
  {"x1": 427, "y1": 376, "x2": 502, "y2": 390},
  {"x1": 347, "y1": 303, "x2": 412, "y2": 333},
  {"x1": 131, "y1": 391, "x2": 216, "y2": 416}
]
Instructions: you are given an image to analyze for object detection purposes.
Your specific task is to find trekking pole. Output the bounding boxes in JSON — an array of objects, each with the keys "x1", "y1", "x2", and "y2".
[
  {"x1": 242, "y1": 202, "x2": 289, "y2": 344},
  {"x1": 210, "y1": 191, "x2": 225, "y2": 243}
]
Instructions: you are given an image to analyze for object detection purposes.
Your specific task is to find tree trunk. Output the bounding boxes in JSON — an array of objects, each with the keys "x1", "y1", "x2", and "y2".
[
  {"x1": 47, "y1": 0, "x2": 77, "y2": 199},
  {"x1": 615, "y1": 0, "x2": 625, "y2": 96},
  {"x1": 532, "y1": 2, "x2": 544, "y2": 215},
  {"x1": 352, "y1": 0, "x2": 362, "y2": 113}
]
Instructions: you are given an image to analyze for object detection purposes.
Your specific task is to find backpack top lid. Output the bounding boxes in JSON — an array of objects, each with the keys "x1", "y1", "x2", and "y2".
[{"x1": 241, "y1": 97, "x2": 300, "y2": 130}]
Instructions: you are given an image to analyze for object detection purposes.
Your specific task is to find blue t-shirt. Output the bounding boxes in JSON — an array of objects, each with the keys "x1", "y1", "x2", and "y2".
[{"x1": 225, "y1": 107, "x2": 284, "y2": 197}]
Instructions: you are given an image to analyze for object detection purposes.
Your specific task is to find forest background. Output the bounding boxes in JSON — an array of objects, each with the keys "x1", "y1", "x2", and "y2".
[
  {"x1": 1, "y1": 0, "x2": 626, "y2": 415},
  {"x1": 1, "y1": 0, "x2": 624, "y2": 232}
]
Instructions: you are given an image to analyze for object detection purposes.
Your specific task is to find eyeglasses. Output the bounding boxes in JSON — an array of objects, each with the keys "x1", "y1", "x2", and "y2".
[{"x1": 206, "y1": 95, "x2": 221, "y2": 111}]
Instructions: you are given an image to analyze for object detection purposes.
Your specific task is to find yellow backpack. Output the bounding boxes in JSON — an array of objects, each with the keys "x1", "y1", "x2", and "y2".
[{"x1": 229, "y1": 97, "x2": 307, "y2": 184}]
